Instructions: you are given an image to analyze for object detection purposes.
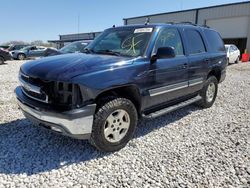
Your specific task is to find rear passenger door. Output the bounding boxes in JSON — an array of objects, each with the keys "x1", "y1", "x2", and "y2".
[
  {"x1": 147, "y1": 27, "x2": 189, "y2": 107},
  {"x1": 183, "y1": 28, "x2": 209, "y2": 93}
]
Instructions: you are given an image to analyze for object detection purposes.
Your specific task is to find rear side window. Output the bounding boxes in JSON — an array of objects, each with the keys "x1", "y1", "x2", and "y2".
[
  {"x1": 186, "y1": 29, "x2": 206, "y2": 54},
  {"x1": 204, "y1": 30, "x2": 225, "y2": 52}
]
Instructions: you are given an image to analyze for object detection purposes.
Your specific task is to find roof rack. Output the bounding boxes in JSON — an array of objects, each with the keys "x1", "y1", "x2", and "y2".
[
  {"x1": 176, "y1": 22, "x2": 210, "y2": 28},
  {"x1": 166, "y1": 22, "x2": 174, "y2": 25},
  {"x1": 176, "y1": 21, "x2": 197, "y2": 26}
]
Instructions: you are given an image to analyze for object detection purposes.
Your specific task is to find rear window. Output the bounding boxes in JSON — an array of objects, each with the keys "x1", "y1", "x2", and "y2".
[
  {"x1": 186, "y1": 29, "x2": 206, "y2": 55},
  {"x1": 204, "y1": 30, "x2": 225, "y2": 52}
]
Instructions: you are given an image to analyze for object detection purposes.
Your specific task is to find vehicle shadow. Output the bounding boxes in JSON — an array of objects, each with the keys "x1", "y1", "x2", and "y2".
[{"x1": 0, "y1": 105, "x2": 199, "y2": 175}]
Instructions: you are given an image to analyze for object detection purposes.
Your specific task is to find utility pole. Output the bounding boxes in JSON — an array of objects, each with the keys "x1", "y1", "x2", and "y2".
[
  {"x1": 77, "y1": 14, "x2": 80, "y2": 34},
  {"x1": 180, "y1": 0, "x2": 183, "y2": 10}
]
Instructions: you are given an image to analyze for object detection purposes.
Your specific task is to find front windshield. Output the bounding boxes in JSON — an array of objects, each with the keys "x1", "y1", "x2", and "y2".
[
  {"x1": 87, "y1": 27, "x2": 153, "y2": 57},
  {"x1": 60, "y1": 41, "x2": 88, "y2": 53}
]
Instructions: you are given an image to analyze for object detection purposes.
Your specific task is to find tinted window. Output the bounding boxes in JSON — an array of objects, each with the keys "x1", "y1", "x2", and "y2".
[
  {"x1": 186, "y1": 29, "x2": 206, "y2": 54},
  {"x1": 154, "y1": 28, "x2": 184, "y2": 56},
  {"x1": 204, "y1": 30, "x2": 225, "y2": 52}
]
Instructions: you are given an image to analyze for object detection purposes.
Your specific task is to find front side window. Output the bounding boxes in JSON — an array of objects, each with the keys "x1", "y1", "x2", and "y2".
[
  {"x1": 153, "y1": 28, "x2": 184, "y2": 56},
  {"x1": 186, "y1": 29, "x2": 206, "y2": 55},
  {"x1": 87, "y1": 28, "x2": 153, "y2": 57}
]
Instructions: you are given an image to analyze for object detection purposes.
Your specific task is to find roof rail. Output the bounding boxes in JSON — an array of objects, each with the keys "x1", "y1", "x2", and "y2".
[
  {"x1": 177, "y1": 22, "x2": 197, "y2": 26},
  {"x1": 176, "y1": 22, "x2": 210, "y2": 28}
]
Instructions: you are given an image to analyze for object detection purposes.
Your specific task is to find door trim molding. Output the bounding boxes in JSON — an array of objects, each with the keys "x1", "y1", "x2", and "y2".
[
  {"x1": 149, "y1": 77, "x2": 203, "y2": 97},
  {"x1": 149, "y1": 81, "x2": 188, "y2": 97},
  {"x1": 189, "y1": 77, "x2": 204, "y2": 87}
]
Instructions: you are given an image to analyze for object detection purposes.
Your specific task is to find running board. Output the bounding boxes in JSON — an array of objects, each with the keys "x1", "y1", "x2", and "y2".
[{"x1": 142, "y1": 95, "x2": 202, "y2": 119}]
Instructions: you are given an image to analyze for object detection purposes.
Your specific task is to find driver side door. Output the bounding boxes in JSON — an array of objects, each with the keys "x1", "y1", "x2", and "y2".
[
  {"x1": 146, "y1": 28, "x2": 189, "y2": 108},
  {"x1": 27, "y1": 46, "x2": 38, "y2": 58}
]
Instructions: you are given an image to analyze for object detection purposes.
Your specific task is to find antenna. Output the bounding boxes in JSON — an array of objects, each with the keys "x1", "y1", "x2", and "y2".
[{"x1": 145, "y1": 17, "x2": 150, "y2": 25}]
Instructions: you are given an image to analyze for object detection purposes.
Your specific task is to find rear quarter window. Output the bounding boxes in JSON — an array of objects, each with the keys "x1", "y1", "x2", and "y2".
[
  {"x1": 186, "y1": 29, "x2": 206, "y2": 55},
  {"x1": 204, "y1": 30, "x2": 225, "y2": 53}
]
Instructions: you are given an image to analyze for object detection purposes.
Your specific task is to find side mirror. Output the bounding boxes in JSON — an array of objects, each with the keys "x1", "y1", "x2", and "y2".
[{"x1": 151, "y1": 47, "x2": 176, "y2": 62}]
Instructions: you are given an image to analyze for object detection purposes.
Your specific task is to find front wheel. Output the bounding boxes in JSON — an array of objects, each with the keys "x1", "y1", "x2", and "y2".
[
  {"x1": 90, "y1": 98, "x2": 138, "y2": 152},
  {"x1": 17, "y1": 53, "x2": 26, "y2": 60},
  {"x1": 197, "y1": 76, "x2": 218, "y2": 108}
]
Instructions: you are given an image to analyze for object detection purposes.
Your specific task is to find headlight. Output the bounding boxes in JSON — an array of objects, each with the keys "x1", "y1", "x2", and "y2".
[{"x1": 53, "y1": 82, "x2": 83, "y2": 109}]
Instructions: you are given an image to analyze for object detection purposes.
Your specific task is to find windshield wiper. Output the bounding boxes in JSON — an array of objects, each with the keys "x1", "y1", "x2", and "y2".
[
  {"x1": 95, "y1": 50, "x2": 122, "y2": 56},
  {"x1": 83, "y1": 48, "x2": 95, "y2": 54}
]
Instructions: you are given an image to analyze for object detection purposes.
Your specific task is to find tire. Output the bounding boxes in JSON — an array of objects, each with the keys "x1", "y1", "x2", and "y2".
[
  {"x1": 0, "y1": 56, "x2": 4, "y2": 65},
  {"x1": 235, "y1": 56, "x2": 240, "y2": 64},
  {"x1": 17, "y1": 53, "x2": 26, "y2": 60},
  {"x1": 90, "y1": 97, "x2": 138, "y2": 152},
  {"x1": 197, "y1": 76, "x2": 218, "y2": 108}
]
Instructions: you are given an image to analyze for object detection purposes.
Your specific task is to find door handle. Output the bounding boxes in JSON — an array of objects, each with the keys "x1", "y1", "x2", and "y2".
[{"x1": 204, "y1": 59, "x2": 210, "y2": 63}]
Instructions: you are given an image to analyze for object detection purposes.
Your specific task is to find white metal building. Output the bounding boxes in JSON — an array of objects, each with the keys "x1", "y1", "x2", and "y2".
[{"x1": 123, "y1": 1, "x2": 250, "y2": 54}]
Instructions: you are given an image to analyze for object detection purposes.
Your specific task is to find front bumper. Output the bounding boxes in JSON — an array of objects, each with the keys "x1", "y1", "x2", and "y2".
[{"x1": 16, "y1": 86, "x2": 96, "y2": 139}]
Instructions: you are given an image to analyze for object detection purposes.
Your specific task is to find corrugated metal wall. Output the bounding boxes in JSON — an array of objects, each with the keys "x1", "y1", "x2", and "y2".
[
  {"x1": 60, "y1": 32, "x2": 102, "y2": 41},
  {"x1": 197, "y1": 3, "x2": 250, "y2": 25},
  {"x1": 124, "y1": 2, "x2": 250, "y2": 53},
  {"x1": 126, "y1": 10, "x2": 196, "y2": 25}
]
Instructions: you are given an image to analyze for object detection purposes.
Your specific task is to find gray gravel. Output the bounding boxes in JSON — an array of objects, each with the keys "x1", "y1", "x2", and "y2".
[{"x1": 0, "y1": 60, "x2": 249, "y2": 187}]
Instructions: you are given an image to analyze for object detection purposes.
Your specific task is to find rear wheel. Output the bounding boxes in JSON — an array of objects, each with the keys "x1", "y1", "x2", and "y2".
[
  {"x1": 197, "y1": 76, "x2": 218, "y2": 108},
  {"x1": 0, "y1": 57, "x2": 4, "y2": 65},
  {"x1": 17, "y1": 53, "x2": 26, "y2": 60},
  {"x1": 90, "y1": 97, "x2": 138, "y2": 152}
]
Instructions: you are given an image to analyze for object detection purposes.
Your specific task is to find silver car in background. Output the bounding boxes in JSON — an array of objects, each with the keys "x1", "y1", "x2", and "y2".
[
  {"x1": 225, "y1": 44, "x2": 240, "y2": 64},
  {"x1": 10, "y1": 46, "x2": 48, "y2": 60}
]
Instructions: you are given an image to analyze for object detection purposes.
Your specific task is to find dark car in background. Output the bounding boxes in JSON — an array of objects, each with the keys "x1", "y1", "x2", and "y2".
[
  {"x1": 0, "y1": 48, "x2": 12, "y2": 64},
  {"x1": 10, "y1": 45, "x2": 48, "y2": 60},
  {"x1": 43, "y1": 40, "x2": 92, "y2": 57},
  {"x1": 0, "y1": 45, "x2": 10, "y2": 50}
]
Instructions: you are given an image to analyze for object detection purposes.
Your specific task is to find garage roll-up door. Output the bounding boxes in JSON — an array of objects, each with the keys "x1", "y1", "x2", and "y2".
[{"x1": 206, "y1": 16, "x2": 249, "y2": 39}]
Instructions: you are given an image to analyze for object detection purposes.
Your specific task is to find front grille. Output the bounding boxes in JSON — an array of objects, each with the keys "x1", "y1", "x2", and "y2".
[
  {"x1": 19, "y1": 71, "x2": 83, "y2": 110},
  {"x1": 22, "y1": 87, "x2": 48, "y2": 102},
  {"x1": 19, "y1": 72, "x2": 50, "y2": 103}
]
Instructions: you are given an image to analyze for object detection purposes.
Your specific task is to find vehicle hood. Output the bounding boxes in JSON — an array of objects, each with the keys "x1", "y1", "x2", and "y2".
[{"x1": 20, "y1": 53, "x2": 135, "y2": 81}]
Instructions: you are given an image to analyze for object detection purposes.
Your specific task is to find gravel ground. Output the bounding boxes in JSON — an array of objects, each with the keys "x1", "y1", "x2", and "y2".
[{"x1": 0, "y1": 60, "x2": 249, "y2": 187}]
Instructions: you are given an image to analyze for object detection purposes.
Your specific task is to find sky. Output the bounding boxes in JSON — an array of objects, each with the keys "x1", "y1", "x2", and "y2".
[{"x1": 0, "y1": 0, "x2": 248, "y2": 44}]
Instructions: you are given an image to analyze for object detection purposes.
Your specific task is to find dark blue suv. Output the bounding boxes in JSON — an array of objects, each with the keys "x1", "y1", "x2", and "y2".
[{"x1": 15, "y1": 24, "x2": 227, "y2": 152}]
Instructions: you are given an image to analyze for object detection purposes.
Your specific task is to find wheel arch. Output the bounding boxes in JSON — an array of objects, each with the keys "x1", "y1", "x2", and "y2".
[
  {"x1": 207, "y1": 67, "x2": 221, "y2": 82},
  {"x1": 94, "y1": 85, "x2": 142, "y2": 115},
  {"x1": 0, "y1": 55, "x2": 5, "y2": 61}
]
